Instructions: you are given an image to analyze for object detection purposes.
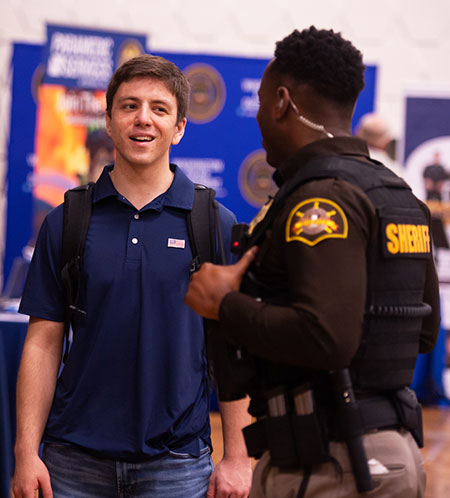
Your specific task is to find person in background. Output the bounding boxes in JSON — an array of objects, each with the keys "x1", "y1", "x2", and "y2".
[
  {"x1": 422, "y1": 151, "x2": 449, "y2": 202},
  {"x1": 355, "y1": 112, "x2": 404, "y2": 177},
  {"x1": 84, "y1": 128, "x2": 115, "y2": 183}
]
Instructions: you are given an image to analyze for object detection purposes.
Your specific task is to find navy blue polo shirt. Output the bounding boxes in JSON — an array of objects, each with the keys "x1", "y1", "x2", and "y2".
[{"x1": 19, "y1": 164, "x2": 236, "y2": 460}]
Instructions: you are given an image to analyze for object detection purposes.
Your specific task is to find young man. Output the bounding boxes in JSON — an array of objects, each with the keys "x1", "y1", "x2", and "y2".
[
  {"x1": 185, "y1": 27, "x2": 440, "y2": 497},
  {"x1": 12, "y1": 55, "x2": 251, "y2": 498}
]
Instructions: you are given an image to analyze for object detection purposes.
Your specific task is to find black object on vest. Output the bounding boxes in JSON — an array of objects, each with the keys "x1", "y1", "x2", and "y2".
[
  {"x1": 240, "y1": 154, "x2": 433, "y2": 392},
  {"x1": 60, "y1": 182, "x2": 219, "y2": 362}
]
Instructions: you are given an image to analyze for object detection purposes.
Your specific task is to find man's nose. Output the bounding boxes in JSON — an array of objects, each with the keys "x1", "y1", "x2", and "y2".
[{"x1": 135, "y1": 105, "x2": 152, "y2": 125}]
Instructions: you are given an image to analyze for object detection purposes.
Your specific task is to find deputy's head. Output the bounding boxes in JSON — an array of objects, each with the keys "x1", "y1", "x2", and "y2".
[{"x1": 257, "y1": 26, "x2": 365, "y2": 167}]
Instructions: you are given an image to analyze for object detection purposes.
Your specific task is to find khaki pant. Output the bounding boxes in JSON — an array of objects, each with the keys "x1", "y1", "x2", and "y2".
[{"x1": 250, "y1": 429, "x2": 425, "y2": 498}]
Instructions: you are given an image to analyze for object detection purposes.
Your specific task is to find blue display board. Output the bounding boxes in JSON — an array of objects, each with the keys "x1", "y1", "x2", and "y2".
[
  {"x1": 4, "y1": 43, "x2": 42, "y2": 286},
  {"x1": 43, "y1": 24, "x2": 147, "y2": 89},
  {"x1": 402, "y1": 94, "x2": 450, "y2": 203}
]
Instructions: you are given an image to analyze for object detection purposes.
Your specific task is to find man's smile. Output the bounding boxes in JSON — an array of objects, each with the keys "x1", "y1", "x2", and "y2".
[{"x1": 130, "y1": 135, "x2": 155, "y2": 143}]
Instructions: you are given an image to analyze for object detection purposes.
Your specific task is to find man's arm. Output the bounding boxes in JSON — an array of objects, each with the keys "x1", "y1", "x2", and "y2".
[
  {"x1": 11, "y1": 317, "x2": 65, "y2": 498},
  {"x1": 208, "y1": 398, "x2": 252, "y2": 498}
]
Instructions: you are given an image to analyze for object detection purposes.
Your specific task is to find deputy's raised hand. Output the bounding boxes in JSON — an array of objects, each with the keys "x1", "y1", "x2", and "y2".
[{"x1": 185, "y1": 246, "x2": 258, "y2": 320}]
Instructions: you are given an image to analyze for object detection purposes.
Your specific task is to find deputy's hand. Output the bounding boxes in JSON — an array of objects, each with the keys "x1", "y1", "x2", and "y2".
[{"x1": 185, "y1": 247, "x2": 258, "y2": 320}]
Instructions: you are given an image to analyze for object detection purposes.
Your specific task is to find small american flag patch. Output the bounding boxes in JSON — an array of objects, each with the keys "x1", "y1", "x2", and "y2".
[{"x1": 168, "y1": 238, "x2": 185, "y2": 249}]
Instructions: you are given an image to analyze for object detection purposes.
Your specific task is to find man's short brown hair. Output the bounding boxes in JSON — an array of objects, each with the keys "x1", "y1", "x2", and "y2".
[{"x1": 106, "y1": 54, "x2": 190, "y2": 124}]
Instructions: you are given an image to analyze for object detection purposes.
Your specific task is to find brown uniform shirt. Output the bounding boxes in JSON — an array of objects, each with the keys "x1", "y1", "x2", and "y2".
[{"x1": 219, "y1": 137, "x2": 440, "y2": 371}]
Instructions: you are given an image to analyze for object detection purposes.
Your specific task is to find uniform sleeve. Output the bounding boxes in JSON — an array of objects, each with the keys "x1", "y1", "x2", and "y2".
[
  {"x1": 18, "y1": 206, "x2": 66, "y2": 322},
  {"x1": 219, "y1": 179, "x2": 375, "y2": 370}
]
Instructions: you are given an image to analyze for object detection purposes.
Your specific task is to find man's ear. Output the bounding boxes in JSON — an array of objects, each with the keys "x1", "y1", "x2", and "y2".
[
  {"x1": 172, "y1": 117, "x2": 187, "y2": 145},
  {"x1": 105, "y1": 113, "x2": 112, "y2": 137}
]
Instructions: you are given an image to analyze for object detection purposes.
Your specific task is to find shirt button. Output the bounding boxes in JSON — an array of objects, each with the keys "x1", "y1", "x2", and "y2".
[
  {"x1": 131, "y1": 237, "x2": 139, "y2": 245},
  {"x1": 134, "y1": 214, "x2": 140, "y2": 220}
]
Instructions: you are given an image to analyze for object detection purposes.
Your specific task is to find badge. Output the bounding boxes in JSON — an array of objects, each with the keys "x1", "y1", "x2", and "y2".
[
  {"x1": 248, "y1": 198, "x2": 274, "y2": 235},
  {"x1": 285, "y1": 197, "x2": 348, "y2": 246}
]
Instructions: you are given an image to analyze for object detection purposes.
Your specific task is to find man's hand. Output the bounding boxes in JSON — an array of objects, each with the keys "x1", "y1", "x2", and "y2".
[
  {"x1": 11, "y1": 453, "x2": 53, "y2": 498},
  {"x1": 185, "y1": 247, "x2": 258, "y2": 320},
  {"x1": 207, "y1": 455, "x2": 252, "y2": 498}
]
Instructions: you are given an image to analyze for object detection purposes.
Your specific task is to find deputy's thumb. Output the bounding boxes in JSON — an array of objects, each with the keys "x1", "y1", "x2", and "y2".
[{"x1": 234, "y1": 246, "x2": 258, "y2": 276}]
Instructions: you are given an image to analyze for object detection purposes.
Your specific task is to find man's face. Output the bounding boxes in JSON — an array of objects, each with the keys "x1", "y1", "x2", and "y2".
[
  {"x1": 256, "y1": 63, "x2": 284, "y2": 168},
  {"x1": 106, "y1": 77, "x2": 186, "y2": 171}
]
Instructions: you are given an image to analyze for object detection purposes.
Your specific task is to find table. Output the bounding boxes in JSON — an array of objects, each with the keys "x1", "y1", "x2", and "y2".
[
  {"x1": 0, "y1": 312, "x2": 28, "y2": 498},
  {"x1": 411, "y1": 321, "x2": 450, "y2": 406}
]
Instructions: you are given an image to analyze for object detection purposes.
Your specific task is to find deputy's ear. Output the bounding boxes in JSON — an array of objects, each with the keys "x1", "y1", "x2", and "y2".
[{"x1": 275, "y1": 86, "x2": 290, "y2": 117}]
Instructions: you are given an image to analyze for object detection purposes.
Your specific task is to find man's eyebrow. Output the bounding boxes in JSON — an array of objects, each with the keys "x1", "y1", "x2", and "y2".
[
  {"x1": 116, "y1": 96, "x2": 139, "y2": 104},
  {"x1": 151, "y1": 99, "x2": 173, "y2": 107},
  {"x1": 117, "y1": 96, "x2": 173, "y2": 107}
]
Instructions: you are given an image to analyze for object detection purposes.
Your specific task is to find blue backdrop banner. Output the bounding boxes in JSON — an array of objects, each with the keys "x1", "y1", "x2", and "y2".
[
  {"x1": 4, "y1": 43, "x2": 42, "y2": 287},
  {"x1": 4, "y1": 42, "x2": 376, "y2": 287}
]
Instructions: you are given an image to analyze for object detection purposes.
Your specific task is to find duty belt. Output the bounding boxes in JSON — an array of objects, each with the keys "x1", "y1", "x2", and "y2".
[
  {"x1": 243, "y1": 390, "x2": 423, "y2": 467},
  {"x1": 329, "y1": 395, "x2": 402, "y2": 439}
]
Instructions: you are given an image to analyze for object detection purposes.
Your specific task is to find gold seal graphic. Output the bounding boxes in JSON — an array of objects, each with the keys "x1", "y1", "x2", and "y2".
[
  {"x1": 238, "y1": 150, "x2": 278, "y2": 208},
  {"x1": 117, "y1": 39, "x2": 145, "y2": 68},
  {"x1": 184, "y1": 63, "x2": 226, "y2": 124}
]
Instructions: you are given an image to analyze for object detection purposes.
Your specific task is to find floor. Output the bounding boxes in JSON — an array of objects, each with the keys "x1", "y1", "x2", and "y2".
[
  {"x1": 421, "y1": 406, "x2": 450, "y2": 497},
  {"x1": 210, "y1": 405, "x2": 450, "y2": 497}
]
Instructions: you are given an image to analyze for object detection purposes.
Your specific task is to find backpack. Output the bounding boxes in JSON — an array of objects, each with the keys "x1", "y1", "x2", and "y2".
[{"x1": 60, "y1": 182, "x2": 223, "y2": 363}]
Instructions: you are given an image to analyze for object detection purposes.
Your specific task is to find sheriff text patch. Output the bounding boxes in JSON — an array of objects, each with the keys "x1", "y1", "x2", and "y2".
[{"x1": 384, "y1": 223, "x2": 430, "y2": 255}]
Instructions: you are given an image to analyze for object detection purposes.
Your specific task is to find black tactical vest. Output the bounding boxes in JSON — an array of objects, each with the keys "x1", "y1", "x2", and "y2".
[{"x1": 243, "y1": 154, "x2": 433, "y2": 393}]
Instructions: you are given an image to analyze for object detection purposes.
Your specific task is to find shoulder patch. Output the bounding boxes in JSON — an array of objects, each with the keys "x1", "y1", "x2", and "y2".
[{"x1": 285, "y1": 197, "x2": 348, "y2": 246}]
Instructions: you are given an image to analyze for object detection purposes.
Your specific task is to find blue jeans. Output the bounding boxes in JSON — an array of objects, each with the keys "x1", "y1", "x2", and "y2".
[{"x1": 42, "y1": 442, "x2": 213, "y2": 498}]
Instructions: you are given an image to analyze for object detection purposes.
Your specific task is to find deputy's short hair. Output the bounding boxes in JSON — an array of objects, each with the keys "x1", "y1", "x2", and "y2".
[{"x1": 271, "y1": 26, "x2": 365, "y2": 106}]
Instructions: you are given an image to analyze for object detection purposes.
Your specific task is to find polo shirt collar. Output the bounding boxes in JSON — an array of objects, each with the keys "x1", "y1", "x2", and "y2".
[
  {"x1": 274, "y1": 136, "x2": 370, "y2": 187},
  {"x1": 93, "y1": 163, "x2": 195, "y2": 211}
]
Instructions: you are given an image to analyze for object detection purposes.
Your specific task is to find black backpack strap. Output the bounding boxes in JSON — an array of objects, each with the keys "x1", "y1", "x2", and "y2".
[
  {"x1": 61, "y1": 182, "x2": 95, "y2": 360},
  {"x1": 186, "y1": 184, "x2": 225, "y2": 393},
  {"x1": 187, "y1": 184, "x2": 218, "y2": 271}
]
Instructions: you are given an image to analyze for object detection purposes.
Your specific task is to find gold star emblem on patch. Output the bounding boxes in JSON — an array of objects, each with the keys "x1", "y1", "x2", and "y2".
[{"x1": 285, "y1": 197, "x2": 348, "y2": 246}]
